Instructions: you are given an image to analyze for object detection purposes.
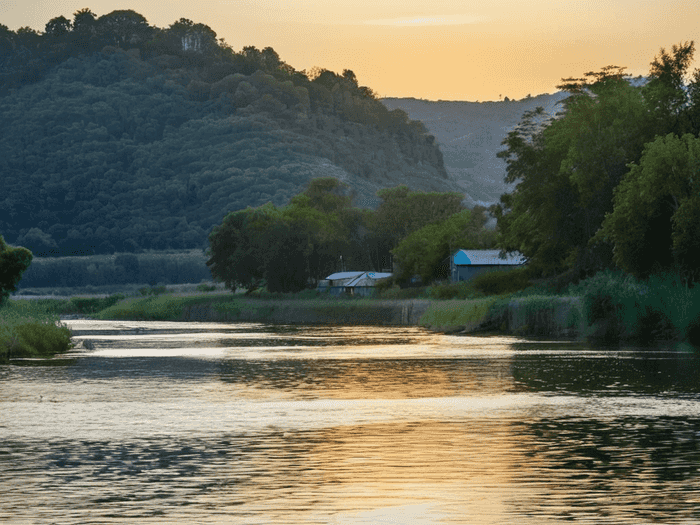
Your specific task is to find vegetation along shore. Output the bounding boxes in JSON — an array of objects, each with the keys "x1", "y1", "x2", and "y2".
[{"x1": 2, "y1": 10, "x2": 700, "y2": 358}]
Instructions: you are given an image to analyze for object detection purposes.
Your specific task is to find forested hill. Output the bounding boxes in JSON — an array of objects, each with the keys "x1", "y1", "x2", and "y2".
[
  {"x1": 0, "y1": 9, "x2": 454, "y2": 256},
  {"x1": 382, "y1": 94, "x2": 568, "y2": 206}
]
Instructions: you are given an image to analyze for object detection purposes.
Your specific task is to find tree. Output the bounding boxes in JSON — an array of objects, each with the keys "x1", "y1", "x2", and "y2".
[
  {"x1": 206, "y1": 207, "x2": 268, "y2": 293},
  {"x1": 493, "y1": 65, "x2": 655, "y2": 277},
  {"x1": 45, "y1": 16, "x2": 72, "y2": 38},
  {"x1": 392, "y1": 207, "x2": 496, "y2": 283},
  {"x1": 0, "y1": 235, "x2": 32, "y2": 305},
  {"x1": 96, "y1": 10, "x2": 152, "y2": 49},
  {"x1": 643, "y1": 41, "x2": 696, "y2": 135},
  {"x1": 596, "y1": 133, "x2": 700, "y2": 280}
]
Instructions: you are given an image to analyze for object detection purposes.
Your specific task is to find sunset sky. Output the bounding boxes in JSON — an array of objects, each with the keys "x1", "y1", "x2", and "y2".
[{"x1": 3, "y1": 0, "x2": 699, "y2": 101}]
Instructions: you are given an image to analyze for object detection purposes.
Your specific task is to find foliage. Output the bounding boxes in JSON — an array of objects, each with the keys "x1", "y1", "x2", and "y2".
[
  {"x1": 565, "y1": 270, "x2": 700, "y2": 343},
  {"x1": 0, "y1": 300, "x2": 72, "y2": 361},
  {"x1": 596, "y1": 133, "x2": 700, "y2": 280},
  {"x1": 17, "y1": 250, "x2": 210, "y2": 289},
  {"x1": 207, "y1": 178, "x2": 480, "y2": 293},
  {"x1": 391, "y1": 207, "x2": 496, "y2": 283},
  {"x1": 419, "y1": 298, "x2": 497, "y2": 331},
  {"x1": 0, "y1": 9, "x2": 448, "y2": 256},
  {"x1": 466, "y1": 267, "x2": 532, "y2": 296},
  {"x1": 492, "y1": 42, "x2": 699, "y2": 280},
  {"x1": 0, "y1": 235, "x2": 33, "y2": 305}
]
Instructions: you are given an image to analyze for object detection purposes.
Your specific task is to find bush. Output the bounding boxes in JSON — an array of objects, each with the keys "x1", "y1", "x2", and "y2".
[
  {"x1": 0, "y1": 301, "x2": 73, "y2": 361},
  {"x1": 468, "y1": 267, "x2": 532, "y2": 296}
]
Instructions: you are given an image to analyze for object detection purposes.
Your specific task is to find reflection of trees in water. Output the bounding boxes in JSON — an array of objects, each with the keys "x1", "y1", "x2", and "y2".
[
  {"x1": 217, "y1": 357, "x2": 515, "y2": 399},
  {"x1": 517, "y1": 416, "x2": 700, "y2": 520},
  {"x1": 510, "y1": 347, "x2": 700, "y2": 396}
]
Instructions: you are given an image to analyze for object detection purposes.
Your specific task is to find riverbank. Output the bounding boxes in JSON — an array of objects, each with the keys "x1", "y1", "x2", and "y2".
[
  {"x1": 94, "y1": 292, "x2": 588, "y2": 338},
  {"x1": 94, "y1": 280, "x2": 700, "y2": 347},
  {"x1": 0, "y1": 301, "x2": 73, "y2": 363}
]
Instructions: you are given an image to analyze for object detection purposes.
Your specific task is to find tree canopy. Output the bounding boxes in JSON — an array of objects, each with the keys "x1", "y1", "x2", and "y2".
[
  {"x1": 0, "y1": 235, "x2": 32, "y2": 305},
  {"x1": 0, "y1": 8, "x2": 449, "y2": 256},
  {"x1": 207, "y1": 179, "x2": 482, "y2": 292},
  {"x1": 492, "y1": 41, "x2": 700, "y2": 281}
]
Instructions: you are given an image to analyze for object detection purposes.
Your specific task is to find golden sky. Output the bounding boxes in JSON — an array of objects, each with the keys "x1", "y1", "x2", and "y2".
[{"x1": 3, "y1": 0, "x2": 699, "y2": 101}]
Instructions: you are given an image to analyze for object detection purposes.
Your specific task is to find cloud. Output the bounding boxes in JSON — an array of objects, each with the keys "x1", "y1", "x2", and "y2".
[{"x1": 363, "y1": 14, "x2": 486, "y2": 26}]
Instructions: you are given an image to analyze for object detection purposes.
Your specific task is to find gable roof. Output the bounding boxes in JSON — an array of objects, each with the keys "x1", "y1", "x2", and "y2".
[
  {"x1": 344, "y1": 272, "x2": 393, "y2": 287},
  {"x1": 324, "y1": 271, "x2": 365, "y2": 280},
  {"x1": 453, "y1": 249, "x2": 526, "y2": 266}
]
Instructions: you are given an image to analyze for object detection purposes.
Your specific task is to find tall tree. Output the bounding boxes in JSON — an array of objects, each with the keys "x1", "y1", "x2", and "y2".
[{"x1": 596, "y1": 133, "x2": 700, "y2": 280}]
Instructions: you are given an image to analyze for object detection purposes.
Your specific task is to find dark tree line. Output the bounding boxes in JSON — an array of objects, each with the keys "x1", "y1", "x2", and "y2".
[
  {"x1": 493, "y1": 42, "x2": 700, "y2": 282},
  {"x1": 207, "y1": 178, "x2": 494, "y2": 293}
]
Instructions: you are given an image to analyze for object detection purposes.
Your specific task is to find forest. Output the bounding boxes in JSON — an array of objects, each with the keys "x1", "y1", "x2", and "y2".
[
  {"x1": 492, "y1": 42, "x2": 700, "y2": 284},
  {"x1": 0, "y1": 8, "x2": 452, "y2": 256},
  {"x1": 206, "y1": 177, "x2": 495, "y2": 293},
  {"x1": 208, "y1": 42, "x2": 700, "y2": 296}
]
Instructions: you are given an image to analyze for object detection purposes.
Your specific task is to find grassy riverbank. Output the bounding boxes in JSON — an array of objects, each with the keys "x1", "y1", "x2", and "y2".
[
  {"x1": 89, "y1": 269, "x2": 700, "y2": 348},
  {"x1": 96, "y1": 293, "x2": 433, "y2": 325},
  {"x1": 0, "y1": 301, "x2": 73, "y2": 362}
]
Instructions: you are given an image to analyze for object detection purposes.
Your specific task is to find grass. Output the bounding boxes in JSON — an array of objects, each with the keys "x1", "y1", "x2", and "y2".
[
  {"x1": 0, "y1": 301, "x2": 73, "y2": 362},
  {"x1": 419, "y1": 297, "x2": 498, "y2": 331},
  {"x1": 96, "y1": 294, "x2": 243, "y2": 320}
]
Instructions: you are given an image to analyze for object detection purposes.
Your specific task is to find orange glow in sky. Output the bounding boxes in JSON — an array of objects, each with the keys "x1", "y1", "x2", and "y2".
[{"x1": 3, "y1": 0, "x2": 699, "y2": 101}]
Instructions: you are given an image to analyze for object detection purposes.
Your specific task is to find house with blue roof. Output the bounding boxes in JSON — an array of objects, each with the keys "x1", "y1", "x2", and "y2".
[{"x1": 451, "y1": 249, "x2": 526, "y2": 282}]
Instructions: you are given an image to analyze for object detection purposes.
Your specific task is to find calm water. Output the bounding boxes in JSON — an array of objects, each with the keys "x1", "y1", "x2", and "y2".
[{"x1": 1, "y1": 320, "x2": 700, "y2": 524}]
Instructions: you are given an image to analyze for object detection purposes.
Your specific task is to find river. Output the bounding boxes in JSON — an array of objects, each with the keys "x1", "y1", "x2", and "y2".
[{"x1": 1, "y1": 320, "x2": 699, "y2": 524}]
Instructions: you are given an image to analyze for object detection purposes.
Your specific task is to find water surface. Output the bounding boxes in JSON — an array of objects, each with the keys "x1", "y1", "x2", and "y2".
[{"x1": 1, "y1": 320, "x2": 699, "y2": 523}]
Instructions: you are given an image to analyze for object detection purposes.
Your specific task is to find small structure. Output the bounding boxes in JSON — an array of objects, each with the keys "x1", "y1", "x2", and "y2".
[
  {"x1": 451, "y1": 249, "x2": 526, "y2": 282},
  {"x1": 317, "y1": 271, "x2": 392, "y2": 297}
]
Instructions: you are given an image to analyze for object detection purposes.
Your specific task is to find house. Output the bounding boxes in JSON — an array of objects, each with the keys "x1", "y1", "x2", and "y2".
[
  {"x1": 451, "y1": 249, "x2": 526, "y2": 282},
  {"x1": 317, "y1": 271, "x2": 393, "y2": 296}
]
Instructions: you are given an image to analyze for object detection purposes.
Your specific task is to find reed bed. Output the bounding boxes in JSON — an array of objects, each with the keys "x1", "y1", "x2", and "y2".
[{"x1": 0, "y1": 301, "x2": 73, "y2": 361}]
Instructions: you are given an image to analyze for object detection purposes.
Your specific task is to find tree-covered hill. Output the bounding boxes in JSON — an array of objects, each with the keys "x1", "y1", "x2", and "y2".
[
  {"x1": 0, "y1": 9, "x2": 455, "y2": 256},
  {"x1": 382, "y1": 93, "x2": 569, "y2": 206}
]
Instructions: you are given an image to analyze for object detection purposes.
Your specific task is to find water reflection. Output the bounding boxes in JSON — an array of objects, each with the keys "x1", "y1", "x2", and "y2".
[{"x1": 1, "y1": 320, "x2": 699, "y2": 524}]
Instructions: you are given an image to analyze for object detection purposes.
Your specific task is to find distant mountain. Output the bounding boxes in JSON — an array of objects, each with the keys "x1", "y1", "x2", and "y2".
[{"x1": 382, "y1": 94, "x2": 568, "y2": 206}]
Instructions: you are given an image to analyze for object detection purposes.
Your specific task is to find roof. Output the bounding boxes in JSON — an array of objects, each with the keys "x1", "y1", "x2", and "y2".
[
  {"x1": 324, "y1": 271, "x2": 365, "y2": 280},
  {"x1": 453, "y1": 249, "x2": 526, "y2": 266},
  {"x1": 345, "y1": 272, "x2": 392, "y2": 287}
]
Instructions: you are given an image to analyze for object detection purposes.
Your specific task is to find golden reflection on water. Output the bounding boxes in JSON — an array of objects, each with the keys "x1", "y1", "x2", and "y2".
[{"x1": 3, "y1": 320, "x2": 699, "y2": 524}]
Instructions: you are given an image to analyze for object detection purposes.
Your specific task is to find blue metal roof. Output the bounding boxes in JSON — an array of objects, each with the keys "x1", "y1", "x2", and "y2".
[{"x1": 453, "y1": 249, "x2": 526, "y2": 266}]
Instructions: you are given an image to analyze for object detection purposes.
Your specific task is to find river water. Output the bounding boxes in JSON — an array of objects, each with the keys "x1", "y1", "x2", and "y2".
[{"x1": 1, "y1": 320, "x2": 700, "y2": 524}]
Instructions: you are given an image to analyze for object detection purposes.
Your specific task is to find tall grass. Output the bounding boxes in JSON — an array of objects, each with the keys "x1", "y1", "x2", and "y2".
[
  {"x1": 0, "y1": 301, "x2": 73, "y2": 361},
  {"x1": 419, "y1": 298, "x2": 498, "y2": 331},
  {"x1": 97, "y1": 294, "x2": 242, "y2": 320}
]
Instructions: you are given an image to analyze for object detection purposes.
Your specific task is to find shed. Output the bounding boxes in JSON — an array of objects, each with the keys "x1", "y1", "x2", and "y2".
[
  {"x1": 451, "y1": 249, "x2": 526, "y2": 282},
  {"x1": 317, "y1": 271, "x2": 392, "y2": 296}
]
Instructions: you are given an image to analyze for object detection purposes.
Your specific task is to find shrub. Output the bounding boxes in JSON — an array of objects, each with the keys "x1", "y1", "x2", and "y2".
[
  {"x1": 468, "y1": 267, "x2": 532, "y2": 296},
  {"x1": 0, "y1": 301, "x2": 73, "y2": 361}
]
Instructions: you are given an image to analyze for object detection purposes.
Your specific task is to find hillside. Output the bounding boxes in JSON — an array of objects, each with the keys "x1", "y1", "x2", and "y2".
[
  {"x1": 0, "y1": 10, "x2": 457, "y2": 256},
  {"x1": 382, "y1": 94, "x2": 568, "y2": 206}
]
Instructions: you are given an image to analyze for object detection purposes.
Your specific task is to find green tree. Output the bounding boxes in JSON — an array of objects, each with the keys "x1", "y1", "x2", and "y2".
[
  {"x1": 493, "y1": 64, "x2": 656, "y2": 277},
  {"x1": 392, "y1": 207, "x2": 496, "y2": 283},
  {"x1": 643, "y1": 41, "x2": 696, "y2": 136},
  {"x1": 0, "y1": 235, "x2": 33, "y2": 305},
  {"x1": 371, "y1": 186, "x2": 465, "y2": 250},
  {"x1": 596, "y1": 133, "x2": 700, "y2": 280}
]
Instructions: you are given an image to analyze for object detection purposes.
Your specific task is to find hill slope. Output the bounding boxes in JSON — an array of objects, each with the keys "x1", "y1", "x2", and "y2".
[
  {"x1": 0, "y1": 47, "x2": 456, "y2": 255},
  {"x1": 382, "y1": 94, "x2": 568, "y2": 206}
]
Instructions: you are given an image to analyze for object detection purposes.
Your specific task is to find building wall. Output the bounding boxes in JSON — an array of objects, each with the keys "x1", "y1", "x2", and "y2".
[{"x1": 452, "y1": 265, "x2": 517, "y2": 282}]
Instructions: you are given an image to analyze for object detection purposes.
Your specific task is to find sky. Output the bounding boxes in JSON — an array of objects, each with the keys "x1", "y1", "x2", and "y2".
[{"x1": 2, "y1": 0, "x2": 699, "y2": 101}]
